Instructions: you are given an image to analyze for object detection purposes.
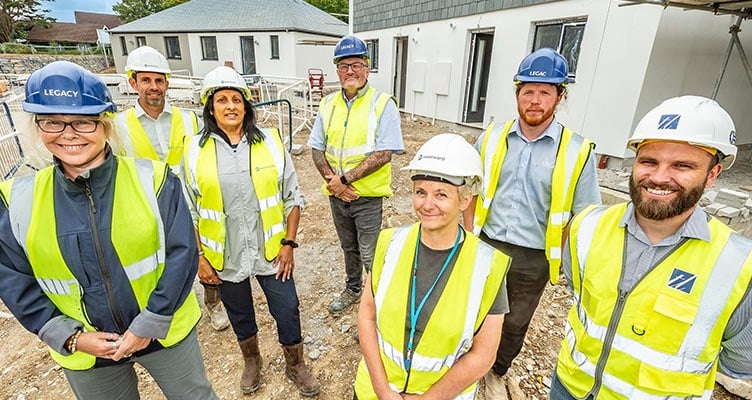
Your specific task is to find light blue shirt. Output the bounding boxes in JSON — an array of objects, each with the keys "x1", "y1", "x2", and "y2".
[
  {"x1": 563, "y1": 203, "x2": 752, "y2": 378},
  {"x1": 474, "y1": 118, "x2": 600, "y2": 249},
  {"x1": 307, "y1": 83, "x2": 404, "y2": 153}
]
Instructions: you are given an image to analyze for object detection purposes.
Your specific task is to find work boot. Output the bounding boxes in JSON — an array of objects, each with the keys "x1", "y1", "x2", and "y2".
[
  {"x1": 282, "y1": 343, "x2": 321, "y2": 396},
  {"x1": 204, "y1": 285, "x2": 230, "y2": 331},
  {"x1": 238, "y1": 336, "x2": 263, "y2": 394},
  {"x1": 328, "y1": 288, "x2": 361, "y2": 314},
  {"x1": 484, "y1": 370, "x2": 508, "y2": 400}
]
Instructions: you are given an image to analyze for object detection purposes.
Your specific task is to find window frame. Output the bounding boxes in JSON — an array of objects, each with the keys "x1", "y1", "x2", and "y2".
[
  {"x1": 366, "y1": 39, "x2": 379, "y2": 72},
  {"x1": 532, "y1": 17, "x2": 587, "y2": 81},
  {"x1": 135, "y1": 36, "x2": 146, "y2": 47},
  {"x1": 200, "y1": 36, "x2": 218, "y2": 60},
  {"x1": 164, "y1": 36, "x2": 182, "y2": 60},
  {"x1": 270, "y1": 35, "x2": 279, "y2": 60},
  {"x1": 119, "y1": 36, "x2": 128, "y2": 56}
]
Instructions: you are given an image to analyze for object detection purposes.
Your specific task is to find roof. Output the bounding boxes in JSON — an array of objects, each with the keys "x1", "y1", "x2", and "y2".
[
  {"x1": 26, "y1": 22, "x2": 104, "y2": 44},
  {"x1": 74, "y1": 11, "x2": 123, "y2": 28},
  {"x1": 110, "y1": 0, "x2": 347, "y2": 37},
  {"x1": 620, "y1": 1, "x2": 752, "y2": 18}
]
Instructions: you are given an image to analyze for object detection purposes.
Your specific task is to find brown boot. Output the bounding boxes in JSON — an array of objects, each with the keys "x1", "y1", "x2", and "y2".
[
  {"x1": 238, "y1": 336, "x2": 263, "y2": 394},
  {"x1": 282, "y1": 343, "x2": 321, "y2": 396}
]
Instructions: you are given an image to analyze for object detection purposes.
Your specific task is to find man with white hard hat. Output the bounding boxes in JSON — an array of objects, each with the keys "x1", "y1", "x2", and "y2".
[
  {"x1": 551, "y1": 95, "x2": 752, "y2": 399},
  {"x1": 116, "y1": 46, "x2": 228, "y2": 332}
]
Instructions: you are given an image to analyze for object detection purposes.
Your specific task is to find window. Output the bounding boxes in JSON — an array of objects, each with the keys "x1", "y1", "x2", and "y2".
[
  {"x1": 201, "y1": 36, "x2": 218, "y2": 60},
  {"x1": 119, "y1": 36, "x2": 127, "y2": 55},
  {"x1": 532, "y1": 18, "x2": 586, "y2": 79},
  {"x1": 270, "y1": 35, "x2": 279, "y2": 59},
  {"x1": 366, "y1": 39, "x2": 379, "y2": 72},
  {"x1": 136, "y1": 36, "x2": 146, "y2": 47},
  {"x1": 164, "y1": 36, "x2": 181, "y2": 59}
]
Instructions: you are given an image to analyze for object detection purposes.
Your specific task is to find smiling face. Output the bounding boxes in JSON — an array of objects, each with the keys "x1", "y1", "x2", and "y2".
[
  {"x1": 412, "y1": 179, "x2": 472, "y2": 233},
  {"x1": 336, "y1": 56, "x2": 370, "y2": 97},
  {"x1": 37, "y1": 114, "x2": 108, "y2": 179},
  {"x1": 129, "y1": 71, "x2": 168, "y2": 110},
  {"x1": 516, "y1": 82, "x2": 561, "y2": 130},
  {"x1": 629, "y1": 141, "x2": 721, "y2": 221},
  {"x1": 211, "y1": 88, "x2": 246, "y2": 134}
]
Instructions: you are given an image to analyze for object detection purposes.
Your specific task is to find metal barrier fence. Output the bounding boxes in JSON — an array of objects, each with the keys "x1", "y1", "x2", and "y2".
[{"x1": 0, "y1": 102, "x2": 38, "y2": 179}]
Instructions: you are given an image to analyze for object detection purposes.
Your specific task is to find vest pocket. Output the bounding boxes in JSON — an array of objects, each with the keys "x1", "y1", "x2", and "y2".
[
  {"x1": 637, "y1": 360, "x2": 705, "y2": 396},
  {"x1": 640, "y1": 292, "x2": 698, "y2": 354}
]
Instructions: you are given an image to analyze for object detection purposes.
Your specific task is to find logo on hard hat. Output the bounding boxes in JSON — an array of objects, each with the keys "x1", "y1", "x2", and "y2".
[
  {"x1": 657, "y1": 114, "x2": 680, "y2": 130},
  {"x1": 417, "y1": 154, "x2": 446, "y2": 161},
  {"x1": 43, "y1": 89, "x2": 79, "y2": 98},
  {"x1": 340, "y1": 44, "x2": 355, "y2": 50},
  {"x1": 530, "y1": 71, "x2": 547, "y2": 77},
  {"x1": 730, "y1": 130, "x2": 737, "y2": 145}
]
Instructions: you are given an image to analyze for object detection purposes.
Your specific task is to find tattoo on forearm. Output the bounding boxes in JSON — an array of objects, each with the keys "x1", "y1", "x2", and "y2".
[
  {"x1": 311, "y1": 149, "x2": 334, "y2": 178},
  {"x1": 348, "y1": 150, "x2": 392, "y2": 182}
]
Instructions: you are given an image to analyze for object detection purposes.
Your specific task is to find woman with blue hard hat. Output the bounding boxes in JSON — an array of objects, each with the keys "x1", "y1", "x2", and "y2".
[
  {"x1": 182, "y1": 66, "x2": 319, "y2": 396},
  {"x1": 0, "y1": 61, "x2": 217, "y2": 399},
  {"x1": 354, "y1": 133, "x2": 511, "y2": 399}
]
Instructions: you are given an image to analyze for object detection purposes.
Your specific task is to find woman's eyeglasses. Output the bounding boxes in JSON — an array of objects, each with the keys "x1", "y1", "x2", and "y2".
[{"x1": 35, "y1": 118, "x2": 100, "y2": 134}]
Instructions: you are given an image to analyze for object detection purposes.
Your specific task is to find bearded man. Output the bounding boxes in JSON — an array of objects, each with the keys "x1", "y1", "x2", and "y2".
[
  {"x1": 551, "y1": 96, "x2": 752, "y2": 399},
  {"x1": 463, "y1": 47, "x2": 601, "y2": 398}
]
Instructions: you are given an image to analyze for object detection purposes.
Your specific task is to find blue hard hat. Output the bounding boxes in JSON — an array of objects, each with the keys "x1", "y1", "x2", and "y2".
[
  {"x1": 514, "y1": 48, "x2": 569, "y2": 85},
  {"x1": 333, "y1": 35, "x2": 369, "y2": 64},
  {"x1": 23, "y1": 61, "x2": 117, "y2": 115}
]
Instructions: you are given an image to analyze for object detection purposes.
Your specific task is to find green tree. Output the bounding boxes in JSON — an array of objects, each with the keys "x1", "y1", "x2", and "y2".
[
  {"x1": 0, "y1": 0, "x2": 54, "y2": 43},
  {"x1": 306, "y1": 0, "x2": 348, "y2": 22},
  {"x1": 113, "y1": 0, "x2": 188, "y2": 23}
]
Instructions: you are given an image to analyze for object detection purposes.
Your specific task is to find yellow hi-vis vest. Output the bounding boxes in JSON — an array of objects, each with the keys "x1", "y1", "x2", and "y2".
[
  {"x1": 318, "y1": 87, "x2": 394, "y2": 197},
  {"x1": 123, "y1": 106, "x2": 198, "y2": 167},
  {"x1": 183, "y1": 129, "x2": 287, "y2": 270},
  {"x1": 0, "y1": 157, "x2": 201, "y2": 370},
  {"x1": 475, "y1": 119, "x2": 594, "y2": 284},
  {"x1": 557, "y1": 203, "x2": 752, "y2": 399},
  {"x1": 354, "y1": 224, "x2": 509, "y2": 399}
]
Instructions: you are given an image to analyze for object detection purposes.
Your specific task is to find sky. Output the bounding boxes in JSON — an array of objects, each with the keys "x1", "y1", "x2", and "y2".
[{"x1": 41, "y1": 0, "x2": 120, "y2": 23}]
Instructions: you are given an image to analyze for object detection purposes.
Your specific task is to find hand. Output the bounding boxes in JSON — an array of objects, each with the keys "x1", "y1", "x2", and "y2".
[
  {"x1": 324, "y1": 174, "x2": 347, "y2": 195},
  {"x1": 112, "y1": 330, "x2": 151, "y2": 361},
  {"x1": 273, "y1": 244, "x2": 295, "y2": 282},
  {"x1": 75, "y1": 331, "x2": 123, "y2": 359},
  {"x1": 197, "y1": 255, "x2": 222, "y2": 285},
  {"x1": 336, "y1": 186, "x2": 359, "y2": 202}
]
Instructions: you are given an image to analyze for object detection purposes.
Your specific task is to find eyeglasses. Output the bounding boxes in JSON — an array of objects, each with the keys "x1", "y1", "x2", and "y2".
[
  {"x1": 35, "y1": 118, "x2": 100, "y2": 134},
  {"x1": 336, "y1": 62, "x2": 368, "y2": 73}
]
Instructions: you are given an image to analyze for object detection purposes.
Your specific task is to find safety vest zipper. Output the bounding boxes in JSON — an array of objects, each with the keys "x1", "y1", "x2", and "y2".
[
  {"x1": 82, "y1": 181, "x2": 127, "y2": 332},
  {"x1": 590, "y1": 289, "x2": 627, "y2": 398},
  {"x1": 338, "y1": 104, "x2": 352, "y2": 174}
]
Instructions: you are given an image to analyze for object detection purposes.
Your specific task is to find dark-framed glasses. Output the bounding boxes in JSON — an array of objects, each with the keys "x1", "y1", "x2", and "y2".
[
  {"x1": 336, "y1": 62, "x2": 368, "y2": 73},
  {"x1": 35, "y1": 118, "x2": 100, "y2": 134}
]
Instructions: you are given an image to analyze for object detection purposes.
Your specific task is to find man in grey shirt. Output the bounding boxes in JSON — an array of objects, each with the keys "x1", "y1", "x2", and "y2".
[{"x1": 552, "y1": 96, "x2": 752, "y2": 399}]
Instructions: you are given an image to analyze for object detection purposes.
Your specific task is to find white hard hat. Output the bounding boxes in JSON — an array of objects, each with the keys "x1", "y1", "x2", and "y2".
[
  {"x1": 402, "y1": 133, "x2": 483, "y2": 194},
  {"x1": 200, "y1": 66, "x2": 252, "y2": 105},
  {"x1": 124, "y1": 46, "x2": 171, "y2": 78},
  {"x1": 627, "y1": 95, "x2": 737, "y2": 169}
]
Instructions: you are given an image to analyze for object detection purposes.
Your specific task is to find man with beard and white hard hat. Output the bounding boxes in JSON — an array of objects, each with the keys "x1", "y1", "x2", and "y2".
[
  {"x1": 550, "y1": 95, "x2": 752, "y2": 399},
  {"x1": 116, "y1": 46, "x2": 229, "y2": 332},
  {"x1": 464, "y1": 48, "x2": 601, "y2": 398}
]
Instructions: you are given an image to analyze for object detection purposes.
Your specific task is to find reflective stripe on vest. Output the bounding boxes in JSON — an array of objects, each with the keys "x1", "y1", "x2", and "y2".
[
  {"x1": 557, "y1": 203, "x2": 752, "y2": 399},
  {"x1": 318, "y1": 87, "x2": 393, "y2": 197},
  {"x1": 475, "y1": 119, "x2": 594, "y2": 283},
  {"x1": 184, "y1": 129, "x2": 286, "y2": 270},
  {"x1": 123, "y1": 106, "x2": 198, "y2": 168},
  {"x1": 0, "y1": 158, "x2": 201, "y2": 370},
  {"x1": 353, "y1": 224, "x2": 509, "y2": 398}
]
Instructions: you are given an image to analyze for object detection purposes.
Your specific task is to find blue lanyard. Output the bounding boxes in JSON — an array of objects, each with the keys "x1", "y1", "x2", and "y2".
[{"x1": 404, "y1": 227, "x2": 462, "y2": 371}]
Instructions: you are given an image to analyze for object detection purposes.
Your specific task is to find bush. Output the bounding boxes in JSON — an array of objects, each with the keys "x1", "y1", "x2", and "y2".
[{"x1": 0, "y1": 43, "x2": 35, "y2": 54}]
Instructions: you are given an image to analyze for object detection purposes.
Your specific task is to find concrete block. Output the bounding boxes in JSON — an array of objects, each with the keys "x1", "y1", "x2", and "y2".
[
  {"x1": 745, "y1": 198, "x2": 752, "y2": 210},
  {"x1": 744, "y1": 208, "x2": 751, "y2": 219},
  {"x1": 716, "y1": 372, "x2": 752, "y2": 399},
  {"x1": 705, "y1": 203, "x2": 726, "y2": 215},
  {"x1": 701, "y1": 190, "x2": 717, "y2": 205},
  {"x1": 614, "y1": 180, "x2": 630, "y2": 194},
  {"x1": 716, "y1": 188, "x2": 750, "y2": 209},
  {"x1": 289, "y1": 143, "x2": 305, "y2": 156},
  {"x1": 718, "y1": 206, "x2": 742, "y2": 218}
]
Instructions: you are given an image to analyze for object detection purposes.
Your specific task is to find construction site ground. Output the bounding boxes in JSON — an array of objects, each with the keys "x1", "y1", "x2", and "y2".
[{"x1": 0, "y1": 114, "x2": 747, "y2": 399}]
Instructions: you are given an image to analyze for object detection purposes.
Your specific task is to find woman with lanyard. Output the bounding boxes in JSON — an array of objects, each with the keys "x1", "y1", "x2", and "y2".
[
  {"x1": 354, "y1": 133, "x2": 511, "y2": 399},
  {"x1": 0, "y1": 61, "x2": 217, "y2": 398},
  {"x1": 182, "y1": 66, "x2": 320, "y2": 396}
]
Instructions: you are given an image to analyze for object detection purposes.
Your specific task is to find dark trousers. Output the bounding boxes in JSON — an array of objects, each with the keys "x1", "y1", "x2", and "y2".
[
  {"x1": 480, "y1": 232, "x2": 550, "y2": 376},
  {"x1": 217, "y1": 274, "x2": 302, "y2": 345},
  {"x1": 549, "y1": 372, "x2": 582, "y2": 400},
  {"x1": 329, "y1": 196, "x2": 383, "y2": 293}
]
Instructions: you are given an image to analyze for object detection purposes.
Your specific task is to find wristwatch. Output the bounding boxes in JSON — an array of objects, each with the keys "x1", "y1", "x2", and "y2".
[
  {"x1": 340, "y1": 175, "x2": 348, "y2": 185},
  {"x1": 280, "y1": 238, "x2": 299, "y2": 248}
]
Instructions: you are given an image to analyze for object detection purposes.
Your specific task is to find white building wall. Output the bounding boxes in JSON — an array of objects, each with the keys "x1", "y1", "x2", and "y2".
[
  {"x1": 292, "y1": 32, "x2": 340, "y2": 83},
  {"x1": 359, "y1": 0, "x2": 752, "y2": 159}
]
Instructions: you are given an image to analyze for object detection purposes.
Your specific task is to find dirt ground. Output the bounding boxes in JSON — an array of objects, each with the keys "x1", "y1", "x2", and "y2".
[{"x1": 0, "y1": 114, "x2": 746, "y2": 399}]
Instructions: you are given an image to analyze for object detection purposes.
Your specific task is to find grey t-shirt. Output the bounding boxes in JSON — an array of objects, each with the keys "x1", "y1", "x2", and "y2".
[{"x1": 404, "y1": 239, "x2": 509, "y2": 350}]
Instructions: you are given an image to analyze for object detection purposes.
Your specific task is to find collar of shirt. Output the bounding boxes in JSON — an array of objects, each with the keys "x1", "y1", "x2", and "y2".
[
  {"x1": 340, "y1": 82, "x2": 371, "y2": 106},
  {"x1": 621, "y1": 202, "x2": 711, "y2": 246},
  {"x1": 508, "y1": 116, "x2": 562, "y2": 144},
  {"x1": 134, "y1": 99, "x2": 175, "y2": 120}
]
